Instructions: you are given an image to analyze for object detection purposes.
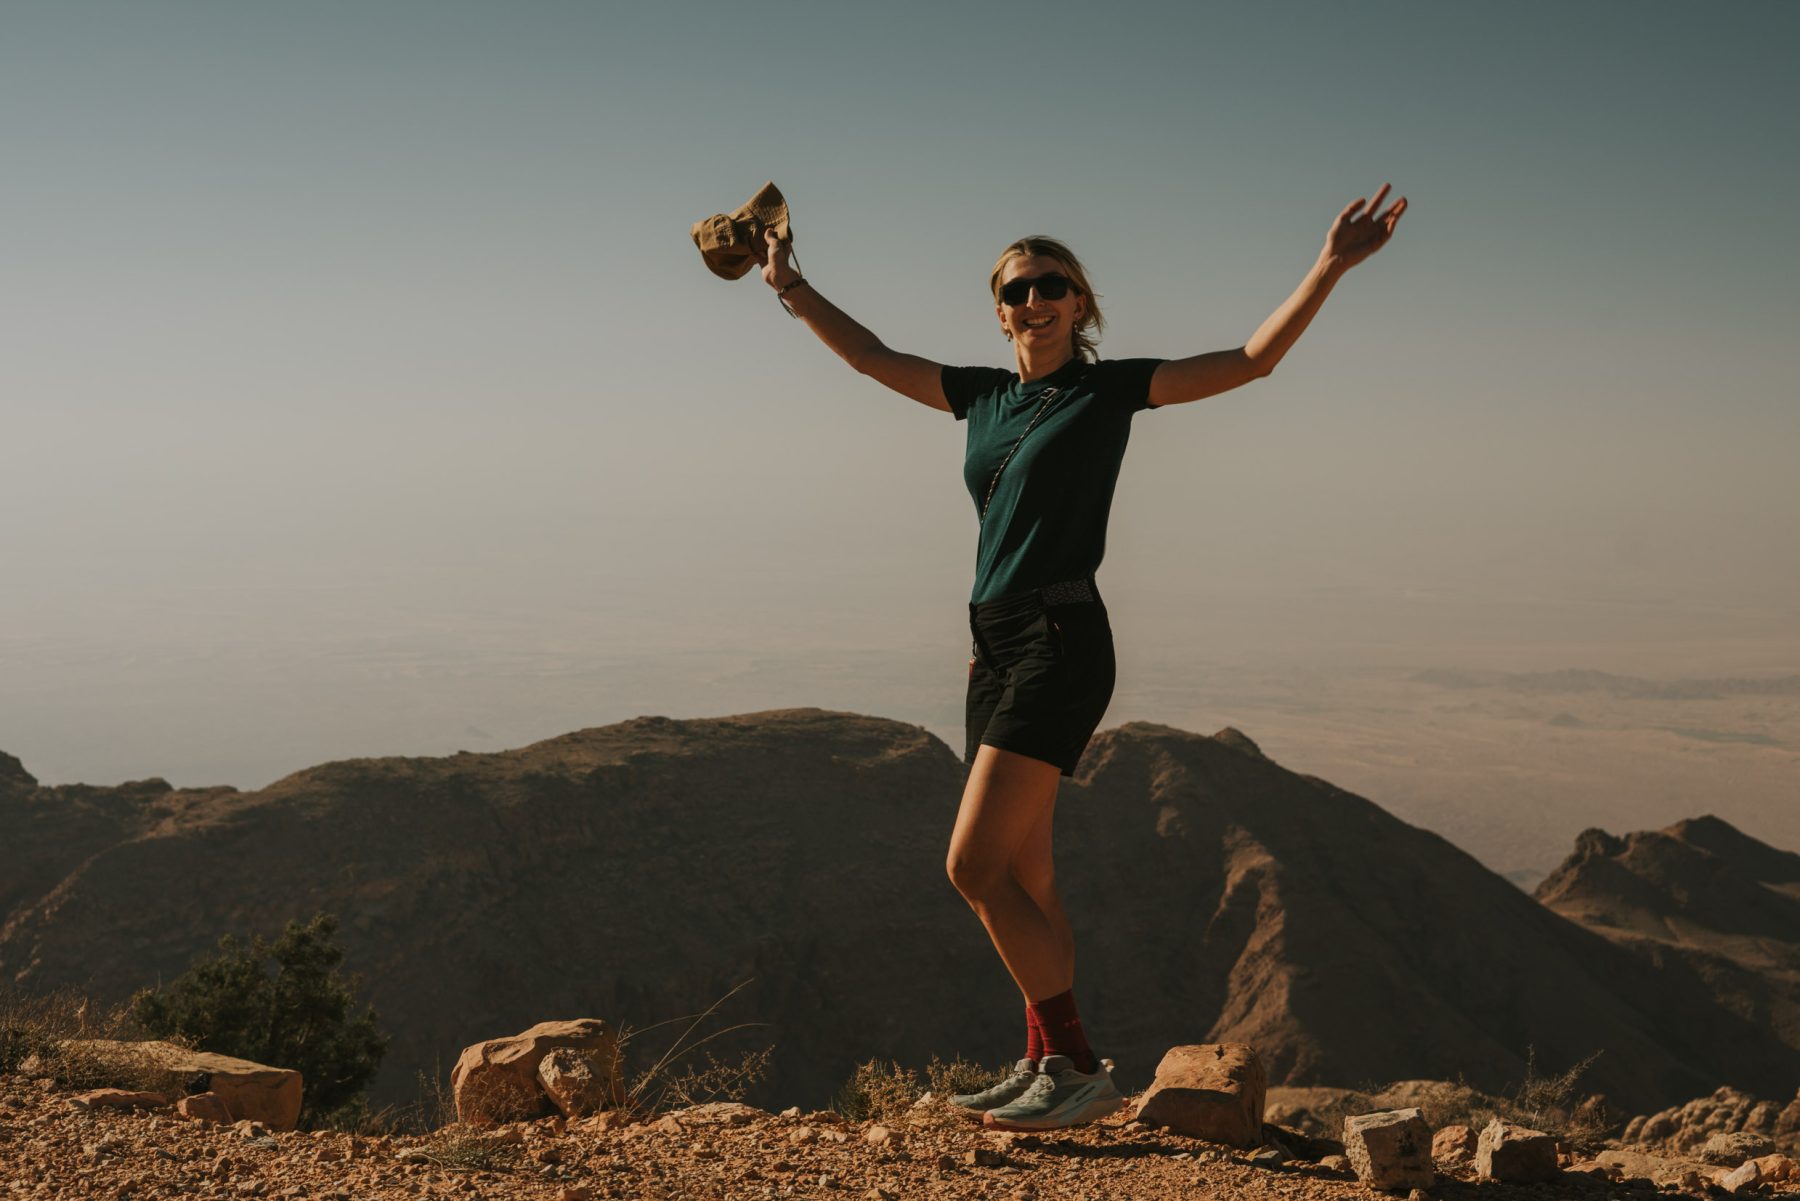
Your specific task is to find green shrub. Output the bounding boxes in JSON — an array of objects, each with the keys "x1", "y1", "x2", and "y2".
[{"x1": 128, "y1": 912, "x2": 388, "y2": 1129}]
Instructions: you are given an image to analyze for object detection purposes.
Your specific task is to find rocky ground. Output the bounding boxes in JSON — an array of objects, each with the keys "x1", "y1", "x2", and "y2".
[{"x1": 7, "y1": 1073, "x2": 1798, "y2": 1201}]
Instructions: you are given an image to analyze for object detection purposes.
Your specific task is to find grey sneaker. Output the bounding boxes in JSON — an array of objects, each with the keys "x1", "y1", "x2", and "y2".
[
  {"x1": 948, "y1": 1058, "x2": 1039, "y2": 1123},
  {"x1": 982, "y1": 1054, "x2": 1126, "y2": 1130}
]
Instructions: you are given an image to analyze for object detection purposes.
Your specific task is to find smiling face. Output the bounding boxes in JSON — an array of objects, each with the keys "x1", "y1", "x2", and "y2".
[{"x1": 995, "y1": 253, "x2": 1087, "y2": 355}]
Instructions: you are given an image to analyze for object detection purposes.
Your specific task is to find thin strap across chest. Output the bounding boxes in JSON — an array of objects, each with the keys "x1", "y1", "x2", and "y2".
[{"x1": 980, "y1": 372, "x2": 1084, "y2": 522}]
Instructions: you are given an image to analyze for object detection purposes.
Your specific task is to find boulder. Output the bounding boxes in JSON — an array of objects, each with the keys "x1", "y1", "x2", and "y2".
[
  {"x1": 177, "y1": 1092, "x2": 234, "y2": 1125},
  {"x1": 1343, "y1": 1107, "x2": 1434, "y2": 1191},
  {"x1": 1721, "y1": 1160, "x2": 1761, "y2": 1194},
  {"x1": 1704, "y1": 1131, "x2": 1779, "y2": 1166},
  {"x1": 1132, "y1": 1044, "x2": 1266, "y2": 1147},
  {"x1": 537, "y1": 1047, "x2": 612, "y2": 1118},
  {"x1": 1752, "y1": 1154, "x2": 1797, "y2": 1183},
  {"x1": 453, "y1": 1020, "x2": 622, "y2": 1126},
  {"x1": 1475, "y1": 1118, "x2": 1559, "y2": 1182},
  {"x1": 1431, "y1": 1124, "x2": 1477, "y2": 1166},
  {"x1": 59, "y1": 1039, "x2": 301, "y2": 1131}
]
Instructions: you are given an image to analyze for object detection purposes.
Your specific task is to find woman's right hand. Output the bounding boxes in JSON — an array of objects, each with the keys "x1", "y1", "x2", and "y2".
[{"x1": 751, "y1": 228, "x2": 801, "y2": 291}]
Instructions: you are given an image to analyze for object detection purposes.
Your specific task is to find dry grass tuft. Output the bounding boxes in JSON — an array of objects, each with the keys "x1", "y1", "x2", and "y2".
[
  {"x1": 1322, "y1": 1046, "x2": 1612, "y2": 1152},
  {"x1": 1476, "y1": 1046, "x2": 1612, "y2": 1149},
  {"x1": 0, "y1": 984, "x2": 198, "y2": 1095},
  {"x1": 613, "y1": 979, "x2": 772, "y2": 1120},
  {"x1": 410, "y1": 1124, "x2": 526, "y2": 1172},
  {"x1": 833, "y1": 1054, "x2": 997, "y2": 1122}
]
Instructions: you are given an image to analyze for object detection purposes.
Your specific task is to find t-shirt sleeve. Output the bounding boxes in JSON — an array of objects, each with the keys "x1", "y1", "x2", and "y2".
[
  {"x1": 1100, "y1": 358, "x2": 1168, "y2": 412},
  {"x1": 941, "y1": 365, "x2": 1013, "y2": 422}
]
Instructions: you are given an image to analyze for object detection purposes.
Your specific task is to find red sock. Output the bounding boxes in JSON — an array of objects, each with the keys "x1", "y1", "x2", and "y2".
[
  {"x1": 1028, "y1": 989, "x2": 1098, "y2": 1074},
  {"x1": 1025, "y1": 1004, "x2": 1044, "y2": 1063}
]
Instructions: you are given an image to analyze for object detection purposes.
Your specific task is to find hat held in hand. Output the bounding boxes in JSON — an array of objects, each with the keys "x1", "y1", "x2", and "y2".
[{"x1": 691, "y1": 181, "x2": 792, "y2": 281}]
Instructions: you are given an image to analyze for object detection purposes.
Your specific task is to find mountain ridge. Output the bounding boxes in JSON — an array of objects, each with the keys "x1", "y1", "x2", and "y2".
[{"x1": 3, "y1": 709, "x2": 1795, "y2": 1115}]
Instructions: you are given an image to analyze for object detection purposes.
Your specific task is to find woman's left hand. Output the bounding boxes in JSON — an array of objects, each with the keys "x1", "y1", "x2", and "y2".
[{"x1": 1325, "y1": 182, "x2": 1407, "y2": 271}]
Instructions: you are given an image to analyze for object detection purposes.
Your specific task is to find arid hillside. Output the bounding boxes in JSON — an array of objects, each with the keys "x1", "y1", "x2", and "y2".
[
  {"x1": 2, "y1": 711, "x2": 1795, "y2": 1115},
  {"x1": 1535, "y1": 815, "x2": 1800, "y2": 1049}
]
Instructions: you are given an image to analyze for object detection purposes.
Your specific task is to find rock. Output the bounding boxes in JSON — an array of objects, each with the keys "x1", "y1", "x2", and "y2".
[
  {"x1": 1431, "y1": 1123, "x2": 1476, "y2": 1166},
  {"x1": 558, "y1": 1188, "x2": 595, "y2": 1201},
  {"x1": 178, "y1": 1093, "x2": 234, "y2": 1125},
  {"x1": 57, "y1": 1039, "x2": 301, "y2": 1131},
  {"x1": 1342, "y1": 1108, "x2": 1434, "y2": 1191},
  {"x1": 964, "y1": 1148, "x2": 1004, "y2": 1167},
  {"x1": 1320, "y1": 1154, "x2": 1351, "y2": 1172},
  {"x1": 1752, "y1": 1154, "x2": 1797, "y2": 1183},
  {"x1": 1625, "y1": 1086, "x2": 1793, "y2": 1159},
  {"x1": 451, "y1": 1019, "x2": 622, "y2": 1126},
  {"x1": 1133, "y1": 1044, "x2": 1266, "y2": 1147},
  {"x1": 72, "y1": 1088, "x2": 171, "y2": 1111},
  {"x1": 1247, "y1": 1145, "x2": 1287, "y2": 1165},
  {"x1": 1475, "y1": 1118, "x2": 1559, "y2": 1182},
  {"x1": 1594, "y1": 1148, "x2": 1716, "y2": 1187},
  {"x1": 1781, "y1": 1088, "x2": 1800, "y2": 1139},
  {"x1": 536, "y1": 1047, "x2": 613, "y2": 1118},
  {"x1": 1407, "y1": 1189, "x2": 1430, "y2": 1201},
  {"x1": 1722, "y1": 1160, "x2": 1762, "y2": 1193},
  {"x1": 865, "y1": 1125, "x2": 897, "y2": 1146},
  {"x1": 1704, "y1": 1131, "x2": 1779, "y2": 1166},
  {"x1": 791, "y1": 1126, "x2": 819, "y2": 1145}
]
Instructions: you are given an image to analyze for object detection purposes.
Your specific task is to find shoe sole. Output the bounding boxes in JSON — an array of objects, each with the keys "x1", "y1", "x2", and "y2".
[{"x1": 982, "y1": 1091, "x2": 1127, "y2": 1131}]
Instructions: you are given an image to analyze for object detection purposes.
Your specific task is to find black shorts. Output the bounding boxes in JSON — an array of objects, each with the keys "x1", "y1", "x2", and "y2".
[{"x1": 964, "y1": 577, "x2": 1117, "y2": 778}]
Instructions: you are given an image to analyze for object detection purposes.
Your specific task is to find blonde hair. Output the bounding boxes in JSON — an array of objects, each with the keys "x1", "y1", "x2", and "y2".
[{"x1": 989, "y1": 236, "x2": 1106, "y2": 363}]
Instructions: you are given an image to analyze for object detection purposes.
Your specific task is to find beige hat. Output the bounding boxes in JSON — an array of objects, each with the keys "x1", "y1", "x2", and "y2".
[{"x1": 691, "y1": 181, "x2": 792, "y2": 281}]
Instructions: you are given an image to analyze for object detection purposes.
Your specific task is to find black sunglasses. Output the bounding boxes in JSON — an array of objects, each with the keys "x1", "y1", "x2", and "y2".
[{"x1": 998, "y1": 273, "x2": 1076, "y2": 306}]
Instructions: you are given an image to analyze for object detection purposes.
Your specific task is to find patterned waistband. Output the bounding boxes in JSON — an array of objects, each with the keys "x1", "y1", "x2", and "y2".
[{"x1": 970, "y1": 576, "x2": 1099, "y2": 618}]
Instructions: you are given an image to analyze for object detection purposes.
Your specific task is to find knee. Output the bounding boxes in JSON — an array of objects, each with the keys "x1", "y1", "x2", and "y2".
[{"x1": 945, "y1": 848, "x2": 1008, "y2": 902}]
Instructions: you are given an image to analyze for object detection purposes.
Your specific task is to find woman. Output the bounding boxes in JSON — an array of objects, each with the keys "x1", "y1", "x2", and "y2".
[{"x1": 750, "y1": 184, "x2": 1407, "y2": 1130}]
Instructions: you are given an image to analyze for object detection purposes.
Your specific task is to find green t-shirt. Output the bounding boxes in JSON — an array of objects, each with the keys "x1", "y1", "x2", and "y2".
[{"x1": 943, "y1": 356, "x2": 1164, "y2": 604}]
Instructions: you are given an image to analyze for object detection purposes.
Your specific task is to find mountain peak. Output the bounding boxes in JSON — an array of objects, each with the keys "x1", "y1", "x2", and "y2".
[{"x1": 0, "y1": 750, "x2": 37, "y2": 798}]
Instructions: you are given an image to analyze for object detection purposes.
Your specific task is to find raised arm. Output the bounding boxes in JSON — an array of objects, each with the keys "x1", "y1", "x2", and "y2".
[
  {"x1": 1148, "y1": 183, "x2": 1407, "y2": 408},
  {"x1": 753, "y1": 230, "x2": 949, "y2": 412}
]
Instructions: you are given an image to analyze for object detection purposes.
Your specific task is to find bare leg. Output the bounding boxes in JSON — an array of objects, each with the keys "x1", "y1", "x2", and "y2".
[
  {"x1": 1010, "y1": 790, "x2": 1074, "y2": 998},
  {"x1": 945, "y1": 745, "x2": 1068, "y2": 1002}
]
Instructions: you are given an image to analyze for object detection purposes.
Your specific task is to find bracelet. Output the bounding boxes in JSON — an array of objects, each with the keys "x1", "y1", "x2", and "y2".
[{"x1": 776, "y1": 276, "x2": 808, "y2": 318}]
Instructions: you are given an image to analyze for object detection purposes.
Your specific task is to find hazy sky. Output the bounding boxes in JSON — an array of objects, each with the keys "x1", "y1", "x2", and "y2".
[{"x1": 3, "y1": 1, "x2": 1797, "y2": 807}]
